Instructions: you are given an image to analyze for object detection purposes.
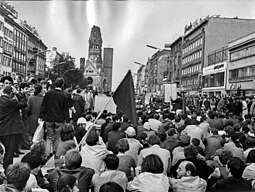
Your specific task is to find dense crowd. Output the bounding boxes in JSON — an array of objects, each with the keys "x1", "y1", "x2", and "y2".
[{"x1": 0, "y1": 76, "x2": 255, "y2": 192}]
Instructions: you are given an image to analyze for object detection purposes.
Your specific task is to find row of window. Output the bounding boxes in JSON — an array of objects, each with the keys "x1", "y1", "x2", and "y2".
[
  {"x1": 182, "y1": 37, "x2": 203, "y2": 54},
  {"x1": 2, "y1": 71, "x2": 11, "y2": 76},
  {"x1": 13, "y1": 50, "x2": 26, "y2": 63},
  {"x1": 14, "y1": 29, "x2": 27, "y2": 42},
  {"x1": 2, "y1": 55, "x2": 11, "y2": 67},
  {"x1": 182, "y1": 77, "x2": 199, "y2": 86},
  {"x1": 4, "y1": 27, "x2": 13, "y2": 40},
  {"x1": 229, "y1": 65, "x2": 255, "y2": 80},
  {"x1": 12, "y1": 61, "x2": 25, "y2": 74},
  {"x1": 182, "y1": 64, "x2": 201, "y2": 75},
  {"x1": 230, "y1": 45, "x2": 255, "y2": 61},
  {"x1": 3, "y1": 40, "x2": 12, "y2": 54},
  {"x1": 182, "y1": 50, "x2": 202, "y2": 65}
]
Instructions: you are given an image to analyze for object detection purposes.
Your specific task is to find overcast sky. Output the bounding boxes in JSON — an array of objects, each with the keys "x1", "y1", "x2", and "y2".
[{"x1": 10, "y1": 0, "x2": 255, "y2": 90}]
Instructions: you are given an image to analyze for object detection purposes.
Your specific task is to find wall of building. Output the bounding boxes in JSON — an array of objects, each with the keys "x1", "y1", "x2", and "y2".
[
  {"x1": 205, "y1": 18, "x2": 255, "y2": 68},
  {"x1": 103, "y1": 47, "x2": 113, "y2": 92}
]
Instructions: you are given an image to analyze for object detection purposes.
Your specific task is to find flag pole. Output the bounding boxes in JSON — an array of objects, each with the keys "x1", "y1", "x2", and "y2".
[{"x1": 76, "y1": 96, "x2": 113, "y2": 150}]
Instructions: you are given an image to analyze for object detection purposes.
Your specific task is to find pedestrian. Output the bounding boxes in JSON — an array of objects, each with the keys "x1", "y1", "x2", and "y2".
[
  {"x1": 0, "y1": 86, "x2": 27, "y2": 171},
  {"x1": 39, "y1": 78, "x2": 70, "y2": 159}
]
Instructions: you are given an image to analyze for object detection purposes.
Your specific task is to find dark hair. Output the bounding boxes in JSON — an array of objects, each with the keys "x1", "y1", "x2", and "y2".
[
  {"x1": 99, "y1": 182, "x2": 124, "y2": 192},
  {"x1": 85, "y1": 115, "x2": 92, "y2": 121},
  {"x1": 247, "y1": 149, "x2": 255, "y2": 164},
  {"x1": 0, "y1": 76, "x2": 13, "y2": 84},
  {"x1": 141, "y1": 154, "x2": 164, "y2": 174},
  {"x1": 115, "y1": 138, "x2": 129, "y2": 153},
  {"x1": 113, "y1": 122, "x2": 121, "y2": 131},
  {"x1": 191, "y1": 138, "x2": 200, "y2": 147},
  {"x1": 227, "y1": 157, "x2": 245, "y2": 178},
  {"x1": 19, "y1": 82, "x2": 29, "y2": 90},
  {"x1": 208, "y1": 111, "x2": 215, "y2": 119},
  {"x1": 86, "y1": 130, "x2": 99, "y2": 146},
  {"x1": 55, "y1": 78, "x2": 64, "y2": 88},
  {"x1": 6, "y1": 163, "x2": 30, "y2": 191},
  {"x1": 21, "y1": 152, "x2": 44, "y2": 169},
  {"x1": 34, "y1": 84, "x2": 42, "y2": 95},
  {"x1": 31, "y1": 140, "x2": 46, "y2": 157},
  {"x1": 219, "y1": 151, "x2": 233, "y2": 165},
  {"x1": 157, "y1": 131, "x2": 167, "y2": 142},
  {"x1": 185, "y1": 162, "x2": 197, "y2": 176},
  {"x1": 57, "y1": 174, "x2": 77, "y2": 192},
  {"x1": 148, "y1": 135, "x2": 160, "y2": 145},
  {"x1": 112, "y1": 115, "x2": 120, "y2": 121},
  {"x1": 60, "y1": 124, "x2": 75, "y2": 141},
  {"x1": 168, "y1": 128, "x2": 177, "y2": 137},
  {"x1": 65, "y1": 149, "x2": 82, "y2": 169},
  {"x1": 104, "y1": 154, "x2": 119, "y2": 170},
  {"x1": 184, "y1": 145, "x2": 198, "y2": 159},
  {"x1": 229, "y1": 131, "x2": 243, "y2": 148}
]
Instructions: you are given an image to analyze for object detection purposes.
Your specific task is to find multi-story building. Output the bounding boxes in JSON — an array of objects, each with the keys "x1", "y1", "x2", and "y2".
[
  {"x1": 227, "y1": 32, "x2": 255, "y2": 96},
  {"x1": 146, "y1": 49, "x2": 170, "y2": 97},
  {"x1": 103, "y1": 47, "x2": 113, "y2": 93},
  {"x1": 20, "y1": 20, "x2": 47, "y2": 79},
  {"x1": 12, "y1": 21, "x2": 28, "y2": 79},
  {"x1": 181, "y1": 16, "x2": 255, "y2": 94},
  {"x1": 0, "y1": 1, "x2": 17, "y2": 77},
  {"x1": 169, "y1": 36, "x2": 182, "y2": 86},
  {"x1": 202, "y1": 47, "x2": 228, "y2": 96},
  {"x1": 136, "y1": 65, "x2": 146, "y2": 96}
]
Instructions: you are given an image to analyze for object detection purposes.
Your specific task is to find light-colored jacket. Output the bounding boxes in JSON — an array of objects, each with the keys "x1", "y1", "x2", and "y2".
[
  {"x1": 127, "y1": 172, "x2": 169, "y2": 192},
  {"x1": 80, "y1": 137, "x2": 111, "y2": 174},
  {"x1": 169, "y1": 176, "x2": 207, "y2": 192}
]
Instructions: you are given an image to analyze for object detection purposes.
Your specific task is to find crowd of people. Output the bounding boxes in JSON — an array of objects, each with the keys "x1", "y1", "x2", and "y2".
[{"x1": 1, "y1": 76, "x2": 255, "y2": 192}]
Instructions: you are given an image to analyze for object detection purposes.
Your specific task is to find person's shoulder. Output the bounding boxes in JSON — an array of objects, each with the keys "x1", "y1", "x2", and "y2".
[{"x1": 80, "y1": 166, "x2": 95, "y2": 174}]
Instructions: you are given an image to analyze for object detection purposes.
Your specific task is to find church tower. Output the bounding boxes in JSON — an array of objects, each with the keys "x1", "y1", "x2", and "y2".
[{"x1": 84, "y1": 25, "x2": 103, "y2": 91}]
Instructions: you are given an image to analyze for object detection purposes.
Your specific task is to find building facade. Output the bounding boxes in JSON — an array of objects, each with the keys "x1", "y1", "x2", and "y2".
[
  {"x1": 227, "y1": 32, "x2": 255, "y2": 96},
  {"x1": 169, "y1": 36, "x2": 182, "y2": 86},
  {"x1": 145, "y1": 49, "x2": 170, "y2": 97},
  {"x1": 181, "y1": 16, "x2": 255, "y2": 94},
  {"x1": 103, "y1": 47, "x2": 113, "y2": 93},
  {"x1": 136, "y1": 65, "x2": 146, "y2": 96},
  {"x1": 84, "y1": 25, "x2": 113, "y2": 93},
  {"x1": 21, "y1": 20, "x2": 47, "y2": 79}
]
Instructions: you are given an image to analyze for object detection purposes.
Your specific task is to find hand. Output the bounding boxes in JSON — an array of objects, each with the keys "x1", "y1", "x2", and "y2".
[{"x1": 11, "y1": 86, "x2": 18, "y2": 94}]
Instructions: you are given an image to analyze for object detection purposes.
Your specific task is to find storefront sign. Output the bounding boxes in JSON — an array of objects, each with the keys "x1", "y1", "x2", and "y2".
[{"x1": 203, "y1": 61, "x2": 227, "y2": 75}]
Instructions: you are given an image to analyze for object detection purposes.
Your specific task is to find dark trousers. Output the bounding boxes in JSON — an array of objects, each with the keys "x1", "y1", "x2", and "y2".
[{"x1": 0, "y1": 134, "x2": 20, "y2": 171}]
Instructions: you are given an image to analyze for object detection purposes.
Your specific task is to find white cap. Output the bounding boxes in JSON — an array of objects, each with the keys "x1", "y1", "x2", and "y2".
[
  {"x1": 77, "y1": 117, "x2": 86, "y2": 124},
  {"x1": 125, "y1": 127, "x2": 136, "y2": 136}
]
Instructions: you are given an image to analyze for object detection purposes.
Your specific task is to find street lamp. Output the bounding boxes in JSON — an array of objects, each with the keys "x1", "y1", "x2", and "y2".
[
  {"x1": 26, "y1": 49, "x2": 50, "y2": 80},
  {"x1": 134, "y1": 61, "x2": 145, "y2": 66}
]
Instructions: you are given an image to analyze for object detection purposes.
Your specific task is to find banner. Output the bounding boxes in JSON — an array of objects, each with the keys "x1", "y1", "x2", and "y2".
[
  {"x1": 94, "y1": 94, "x2": 116, "y2": 114},
  {"x1": 164, "y1": 83, "x2": 177, "y2": 102}
]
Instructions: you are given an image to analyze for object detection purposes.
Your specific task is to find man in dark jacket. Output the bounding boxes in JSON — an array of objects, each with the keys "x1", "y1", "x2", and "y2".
[
  {"x1": 40, "y1": 78, "x2": 70, "y2": 158},
  {"x1": 0, "y1": 86, "x2": 27, "y2": 170}
]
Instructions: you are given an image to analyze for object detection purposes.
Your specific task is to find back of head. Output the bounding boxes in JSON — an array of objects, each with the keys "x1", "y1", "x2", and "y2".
[
  {"x1": 34, "y1": 84, "x2": 42, "y2": 95},
  {"x1": 99, "y1": 182, "x2": 124, "y2": 192},
  {"x1": 6, "y1": 162, "x2": 30, "y2": 191},
  {"x1": 104, "y1": 154, "x2": 119, "y2": 170},
  {"x1": 57, "y1": 174, "x2": 77, "y2": 192},
  {"x1": 247, "y1": 149, "x2": 255, "y2": 164},
  {"x1": 64, "y1": 149, "x2": 82, "y2": 169},
  {"x1": 227, "y1": 157, "x2": 245, "y2": 178},
  {"x1": 86, "y1": 130, "x2": 99, "y2": 146},
  {"x1": 153, "y1": 113, "x2": 160, "y2": 120},
  {"x1": 112, "y1": 122, "x2": 121, "y2": 131},
  {"x1": 115, "y1": 138, "x2": 129, "y2": 153},
  {"x1": 219, "y1": 150, "x2": 233, "y2": 165},
  {"x1": 21, "y1": 152, "x2": 44, "y2": 170},
  {"x1": 141, "y1": 154, "x2": 164, "y2": 174},
  {"x1": 191, "y1": 138, "x2": 200, "y2": 147},
  {"x1": 184, "y1": 145, "x2": 198, "y2": 159},
  {"x1": 148, "y1": 135, "x2": 160, "y2": 145},
  {"x1": 31, "y1": 140, "x2": 46, "y2": 157},
  {"x1": 55, "y1": 78, "x2": 64, "y2": 88}
]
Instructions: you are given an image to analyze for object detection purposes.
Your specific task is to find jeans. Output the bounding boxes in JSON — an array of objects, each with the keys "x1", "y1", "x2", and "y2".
[
  {"x1": 45, "y1": 122, "x2": 64, "y2": 156},
  {"x1": 0, "y1": 134, "x2": 20, "y2": 171}
]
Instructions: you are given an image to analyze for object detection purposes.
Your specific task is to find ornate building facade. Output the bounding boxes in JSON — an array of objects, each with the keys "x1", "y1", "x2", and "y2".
[{"x1": 84, "y1": 25, "x2": 113, "y2": 93}]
